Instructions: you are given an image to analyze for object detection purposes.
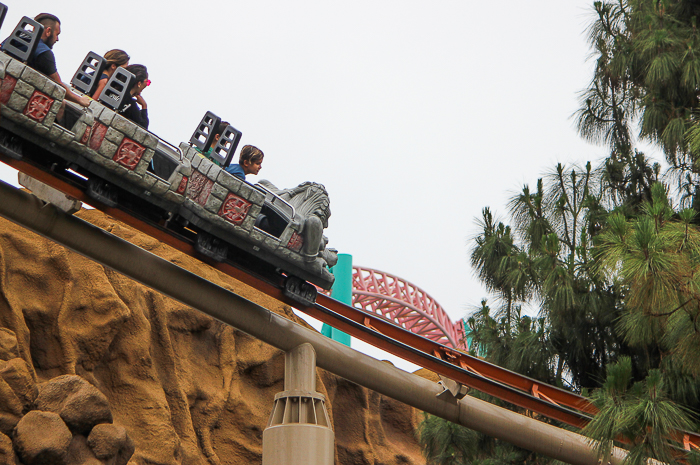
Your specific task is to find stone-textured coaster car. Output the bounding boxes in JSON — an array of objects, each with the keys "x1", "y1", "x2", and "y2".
[
  {"x1": 177, "y1": 143, "x2": 337, "y2": 292},
  {"x1": 177, "y1": 111, "x2": 338, "y2": 293},
  {"x1": 0, "y1": 51, "x2": 66, "y2": 146}
]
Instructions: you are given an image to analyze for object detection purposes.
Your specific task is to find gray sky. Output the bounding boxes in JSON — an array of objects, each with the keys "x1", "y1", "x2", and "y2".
[{"x1": 2, "y1": 1, "x2": 615, "y2": 368}]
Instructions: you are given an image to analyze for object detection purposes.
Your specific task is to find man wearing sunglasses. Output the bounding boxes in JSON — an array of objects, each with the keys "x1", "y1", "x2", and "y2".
[{"x1": 119, "y1": 64, "x2": 150, "y2": 129}]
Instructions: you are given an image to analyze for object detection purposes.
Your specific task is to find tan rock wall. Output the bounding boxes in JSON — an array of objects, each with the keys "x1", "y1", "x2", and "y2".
[{"x1": 0, "y1": 209, "x2": 425, "y2": 465}]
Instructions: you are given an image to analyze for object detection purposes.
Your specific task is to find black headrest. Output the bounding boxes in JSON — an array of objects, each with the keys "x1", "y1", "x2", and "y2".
[
  {"x1": 1, "y1": 16, "x2": 43, "y2": 63},
  {"x1": 70, "y1": 52, "x2": 106, "y2": 97},
  {"x1": 98, "y1": 66, "x2": 136, "y2": 111},
  {"x1": 189, "y1": 111, "x2": 221, "y2": 153},
  {"x1": 211, "y1": 125, "x2": 243, "y2": 168},
  {"x1": 0, "y1": 4, "x2": 8, "y2": 32}
]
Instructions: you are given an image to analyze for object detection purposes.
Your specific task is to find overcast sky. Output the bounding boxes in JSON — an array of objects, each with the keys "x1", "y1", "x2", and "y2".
[{"x1": 1, "y1": 1, "x2": 628, "y2": 369}]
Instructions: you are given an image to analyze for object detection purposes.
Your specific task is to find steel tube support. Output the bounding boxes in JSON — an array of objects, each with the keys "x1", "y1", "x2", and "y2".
[
  {"x1": 0, "y1": 181, "x2": 626, "y2": 465},
  {"x1": 284, "y1": 343, "x2": 317, "y2": 393}
]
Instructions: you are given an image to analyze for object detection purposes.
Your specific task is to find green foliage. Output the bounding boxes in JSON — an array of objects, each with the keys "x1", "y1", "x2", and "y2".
[
  {"x1": 584, "y1": 357, "x2": 694, "y2": 464},
  {"x1": 600, "y1": 150, "x2": 660, "y2": 213},
  {"x1": 470, "y1": 163, "x2": 623, "y2": 389},
  {"x1": 418, "y1": 413, "x2": 481, "y2": 465},
  {"x1": 595, "y1": 183, "x2": 700, "y2": 377},
  {"x1": 466, "y1": 301, "x2": 556, "y2": 383},
  {"x1": 577, "y1": 0, "x2": 700, "y2": 199},
  {"x1": 689, "y1": 450, "x2": 700, "y2": 465},
  {"x1": 471, "y1": 208, "x2": 532, "y2": 304},
  {"x1": 417, "y1": 411, "x2": 548, "y2": 465}
]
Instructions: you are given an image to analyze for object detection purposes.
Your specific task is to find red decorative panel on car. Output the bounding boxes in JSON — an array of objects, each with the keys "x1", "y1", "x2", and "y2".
[
  {"x1": 113, "y1": 138, "x2": 146, "y2": 170},
  {"x1": 186, "y1": 171, "x2": 213, "y2": 206},
  {"x1": 80, "y1": 125, "x2": 92, "y2": 145},
  {"x1": 176, "y1": 176, "x2": 188, "y2": 195},
  {"x1": 23, "y1": 91, "x2": 55, "y2": 123},
  {"x1": 218, "y1": 193, "x2": 251, "y2": 225},
  {"x1": 0, "y1": 76, "x2": 17, "y2": 105},
  {"x1": 287, "y1": 232, "x2": 304, "y2": 252},
  {"x1": 88, "y1": 122, "x2": 108, "y2": 151}
]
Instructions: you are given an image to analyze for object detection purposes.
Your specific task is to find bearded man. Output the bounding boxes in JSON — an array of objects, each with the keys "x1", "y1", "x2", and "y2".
[{"x1": 3, "y1": 13, "x2": 90, "y2": 109}]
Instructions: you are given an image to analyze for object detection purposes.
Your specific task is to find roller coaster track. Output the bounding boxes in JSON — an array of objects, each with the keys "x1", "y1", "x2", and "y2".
[{"x1": 1, "y1": 151, "x2": 699, "y2": 453}]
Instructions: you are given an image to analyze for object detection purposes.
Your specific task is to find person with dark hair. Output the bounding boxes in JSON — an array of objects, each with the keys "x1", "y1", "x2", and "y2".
[
  {"x1": 225, "y1": 145, "x2": 264, "y2": 181},
  {"x1": 210, "y1": 120, "x2": 230, "y2": 149},
  {"x1": 1, "y1": 13, "x2": 90, "y2": 109},
  {"x1": 92, "y1": 49, "x2": 130, "y2": 99},
  {"x1": 119, "y1": 64, "x2": 149, "y2": 129}
]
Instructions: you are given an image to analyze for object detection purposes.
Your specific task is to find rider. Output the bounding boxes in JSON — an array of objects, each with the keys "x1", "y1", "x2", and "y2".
[
  {"x1": 1, "y1": 13, "x2": 90, "y2": 111},
  {"x1": 92, "y1": 49, "x2": 130, "y2": 99},
  {"x1": 119, "y1": 64, "x2": 149, "y2": 129},
  {"x1": 225, "y1": 145, "x2": 263, "y2": 181}
]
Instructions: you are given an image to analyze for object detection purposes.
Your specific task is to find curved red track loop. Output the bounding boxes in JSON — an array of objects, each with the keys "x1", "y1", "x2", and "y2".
[{"x1": 351, "y1": 266, "x2": 466, "y2": 349}]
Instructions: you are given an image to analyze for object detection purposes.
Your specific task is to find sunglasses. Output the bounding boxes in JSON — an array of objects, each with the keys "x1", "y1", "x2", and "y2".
[{"x1": 145, "y1": 79, "x2": 151, "y2": 87}]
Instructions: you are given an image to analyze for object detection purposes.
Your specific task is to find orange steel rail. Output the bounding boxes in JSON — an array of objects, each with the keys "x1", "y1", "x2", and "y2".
[{"x1": 2, "y1": 152, "x2": 699, "y2": 451}]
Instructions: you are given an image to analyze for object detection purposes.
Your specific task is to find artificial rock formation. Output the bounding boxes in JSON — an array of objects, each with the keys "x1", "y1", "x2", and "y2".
[
  {"x1": 0, "y1": 207, "x2": 426, "y2": 465},
  {"x1": 35, "y1": 375, "x2": 113, "y2": 435},
  {"x1": 13, "y1": 410, "x2": 72, "y2": 465}
]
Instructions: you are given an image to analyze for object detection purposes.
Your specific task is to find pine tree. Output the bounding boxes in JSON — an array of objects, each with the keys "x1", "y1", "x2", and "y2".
[
  {"x1": 584, "y1": 357, "x2": 694, "y2": 464},
  {"x1": 594, "y1": 183, "x2": 700, "y2": 379},
  {"x1": 575, "y1": 0, "x2": 700, "y2": 212},
  {"x1": 577, "y1": 0, "x2": 700, "y2": 169},
  {"x1": 422, "y1": 173, "x2": 700, "y2": 464}
]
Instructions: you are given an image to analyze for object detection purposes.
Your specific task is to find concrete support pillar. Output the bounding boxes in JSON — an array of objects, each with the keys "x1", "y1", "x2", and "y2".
[
  {"x1": 263, "y1": 344, "x2": 334, "y2": 465},
  {"x1": 284, "y1": 343, "x2": 316, "y2": 392}
]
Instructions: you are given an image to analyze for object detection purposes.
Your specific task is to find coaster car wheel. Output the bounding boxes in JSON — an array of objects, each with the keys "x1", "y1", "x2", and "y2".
[
  {"x1": 0, "y1": 129, "x2": 24, "y2": 160},
  {"x1": 86, "y1": 178, "x2": 118, "y2": 207},
  {"x1": 283, "y1": 276, "x2": 317, "y2": 307},
  {"x1": 195, "y1": 231, "x2": 229, "y2": 262}
]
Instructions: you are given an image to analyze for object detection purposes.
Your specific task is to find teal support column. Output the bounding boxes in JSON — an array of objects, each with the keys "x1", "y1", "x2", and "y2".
[
  {"x1": 322, "y1": 253, "x2": 352, "y2": 346},
  {"x1": 461, "y1": 319, "x2": 484, "y2": 357},
  {"x1": 462, "y1": 319, "x2": 474, "y2": 353}
]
